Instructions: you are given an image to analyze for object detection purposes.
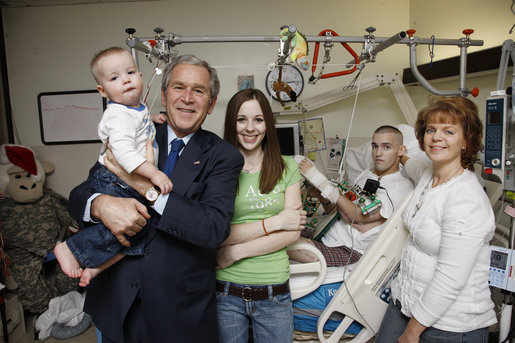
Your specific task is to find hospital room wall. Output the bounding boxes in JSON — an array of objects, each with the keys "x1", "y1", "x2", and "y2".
[
  {"x1": 1, "y1": 0, "x2": 512, "y2": 198},
  {"x1": 407, "y1": 0, "x2": 514, "y2": 132}
]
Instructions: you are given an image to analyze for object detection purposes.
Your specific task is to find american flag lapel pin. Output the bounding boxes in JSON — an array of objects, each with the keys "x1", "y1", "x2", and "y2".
[{"x1": 194, "y1": 161, "x2": 200, "y2": 165}]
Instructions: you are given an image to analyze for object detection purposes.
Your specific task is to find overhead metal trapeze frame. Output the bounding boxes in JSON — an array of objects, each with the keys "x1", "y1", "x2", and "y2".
[{"x1": 125, "y1": 25, "x2": 484, "y2": 98}]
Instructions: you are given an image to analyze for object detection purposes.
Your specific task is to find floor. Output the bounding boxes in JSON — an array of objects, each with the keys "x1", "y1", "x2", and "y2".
[
  {"x1": 15, "y1": 324, "x2": 501, "y2": 343},
  {"x1": 13, "y1": 312, "x2": 97, "y2": 343},
  {"x1": 43, "y1": 325, "x2": 97, "y2": 343},
  {"x1": 8, "y1": 308, "x2": 502, "y2": 343}
]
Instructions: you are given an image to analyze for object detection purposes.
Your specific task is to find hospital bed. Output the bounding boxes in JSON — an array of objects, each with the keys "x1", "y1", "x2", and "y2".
[
  {"x1": 289, "y1": 191, "x2": 413, "y2": 343},
  {"x1": 288, "y1": 242, "x2": 328, "y2": 301},
  {"x1": 289, "y1": 180, "x2": 504, "y2": 342},
  {"x1": 286, "y1": 125, "x2": 420, "y2": 342},
  {"x1": 287, "y1": 124, "x2": 504, "y2": 343},
  {"x1": 289, "y1": 180, "x2": 503, "y2": 343}
]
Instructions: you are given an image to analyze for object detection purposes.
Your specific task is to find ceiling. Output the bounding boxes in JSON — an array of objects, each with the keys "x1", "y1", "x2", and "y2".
[{"x1": 0, "y1": 0, "x2": 151, "y2": 8}]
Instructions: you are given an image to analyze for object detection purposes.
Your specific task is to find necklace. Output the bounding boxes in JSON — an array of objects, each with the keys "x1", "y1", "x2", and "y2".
[
  {"x1": 411, "y1": 165, "x2": 463, "y2": 218},
  {"x1": 412, "y1": 178, "x2": 431, "y2": 218},
  {"x1": 433, "y1": 164, "x2": 463, "y2": 187},
  {"x1": 243, "y1": 158, "x2": 262, "y2": 173}
]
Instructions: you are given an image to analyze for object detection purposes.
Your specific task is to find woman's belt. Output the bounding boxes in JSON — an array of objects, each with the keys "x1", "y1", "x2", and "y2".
[{"x1": 216, "y1": 281, "x2": 289, "y2": 301}]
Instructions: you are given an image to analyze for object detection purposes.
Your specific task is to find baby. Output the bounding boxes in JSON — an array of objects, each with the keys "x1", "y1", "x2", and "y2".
[{"x1": 55, "y1": 47, "x2": 169, "y2": 287}]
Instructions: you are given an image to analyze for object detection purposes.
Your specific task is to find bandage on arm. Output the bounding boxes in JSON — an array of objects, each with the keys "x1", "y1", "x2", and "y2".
[{"x1": 303, "y1": 165, "x2": 340, "y2": 204}]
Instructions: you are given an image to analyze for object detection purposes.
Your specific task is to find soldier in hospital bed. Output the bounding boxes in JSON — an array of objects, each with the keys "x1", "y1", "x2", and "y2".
[{"x1": 289, "y1": 125, "x2": 413, "y2": 267}]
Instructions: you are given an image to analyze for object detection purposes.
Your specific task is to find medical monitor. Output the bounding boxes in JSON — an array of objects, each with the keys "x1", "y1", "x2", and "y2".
[{"x1": 275, "y1": 122, "x2": 301, "y2": 156}]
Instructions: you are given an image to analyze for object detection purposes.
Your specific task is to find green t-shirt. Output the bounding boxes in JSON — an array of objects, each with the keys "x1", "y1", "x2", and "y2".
[{"x1": 216, "y1": 156, "x2": 302, "y2": 285}]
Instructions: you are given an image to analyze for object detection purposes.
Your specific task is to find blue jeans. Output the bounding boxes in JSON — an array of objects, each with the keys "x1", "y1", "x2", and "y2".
[
  {"x1": 375, "y1": 300, "x2": 490, "y2": 343},
  {"x1": 216, "y1": 281, "x2": 293, "y2": 343},
  {"x1": 66, "y1": 166, "x2": 147, "y2": 268}
]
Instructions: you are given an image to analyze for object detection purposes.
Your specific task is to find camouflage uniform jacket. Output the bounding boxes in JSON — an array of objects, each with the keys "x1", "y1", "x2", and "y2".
[{"x1": 0, "y1": 188, "x2": 78, "y2": 313}]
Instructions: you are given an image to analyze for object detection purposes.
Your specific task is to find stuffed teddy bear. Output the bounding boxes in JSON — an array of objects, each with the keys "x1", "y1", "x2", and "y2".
[
  {"x1": 280, "y1": 26, "x2": 310, "y2": 70},
  {"x1": 0, "y1": 144, "x2": 78, "y2": 313}
]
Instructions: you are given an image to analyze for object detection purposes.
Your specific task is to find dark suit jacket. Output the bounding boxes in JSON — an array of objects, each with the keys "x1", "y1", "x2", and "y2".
[{"x1": 68, "y1": 125, "x2": 243, "y2": 342}]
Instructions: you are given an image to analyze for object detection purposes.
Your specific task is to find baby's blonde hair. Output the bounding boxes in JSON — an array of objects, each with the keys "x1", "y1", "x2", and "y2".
[{"x1": 90, "y1": 47, "x2": 133, "y2": 83}]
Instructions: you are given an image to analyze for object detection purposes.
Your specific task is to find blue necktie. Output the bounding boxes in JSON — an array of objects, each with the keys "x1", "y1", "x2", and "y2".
[{"x1": 163, "y1": 139, "x2": 185, "y2": 177}]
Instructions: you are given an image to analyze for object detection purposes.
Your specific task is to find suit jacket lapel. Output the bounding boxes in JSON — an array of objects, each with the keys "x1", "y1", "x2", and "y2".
[
  {"x1": 156, "y1": 124, "x2": 168, "y2": 171},
  {"x1": 147, "y1": 128, "x2": 208, "y2": 243},
  {"x1": 170, "y1": 130, "x2": 206, "y2": 196}
]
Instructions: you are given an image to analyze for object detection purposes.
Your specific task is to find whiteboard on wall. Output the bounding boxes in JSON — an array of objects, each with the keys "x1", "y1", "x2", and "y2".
[{"x1": 38, "y1": 90, "x2": 106, "y2": 145}]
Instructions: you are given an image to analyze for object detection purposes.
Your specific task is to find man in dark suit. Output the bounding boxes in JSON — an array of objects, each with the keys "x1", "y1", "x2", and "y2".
[{"x1": 67, "y1": 55, "x2": 244, "y2": 343}]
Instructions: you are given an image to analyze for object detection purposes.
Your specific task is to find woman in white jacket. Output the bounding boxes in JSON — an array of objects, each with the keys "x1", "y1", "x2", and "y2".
[{"x1": 375, "y1": 96, "x2": 496, "y2": 343}]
